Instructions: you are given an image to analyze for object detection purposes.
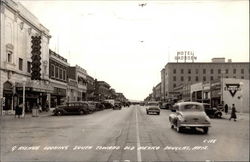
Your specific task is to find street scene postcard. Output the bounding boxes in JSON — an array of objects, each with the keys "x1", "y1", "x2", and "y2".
[{"x1": 0, "y1": 0, "x2": 249, "y2": 162}]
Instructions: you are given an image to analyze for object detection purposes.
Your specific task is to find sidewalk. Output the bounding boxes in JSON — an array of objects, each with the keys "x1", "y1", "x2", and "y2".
[
  {"x1": 1, "y1": 110, "x2": 53, "y2": 120},
  {"x1": 222, "y1": 111, "x2": 249, "y2": 121}
]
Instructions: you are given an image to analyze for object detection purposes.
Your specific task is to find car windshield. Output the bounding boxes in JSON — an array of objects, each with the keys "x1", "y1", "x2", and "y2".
[
  {"x1": 148, "y1": 102, "x2": 158, "y2": 106},
  {"x1": 181, "y1": 104, "x2": 203, "y2": 111}
]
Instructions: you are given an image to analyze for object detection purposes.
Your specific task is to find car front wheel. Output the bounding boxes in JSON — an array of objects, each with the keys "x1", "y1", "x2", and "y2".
[
  {"x1": 203, "y1": 127, "x2": 209, "y2": 134},
  {"x1": 216, "y1": 113, "x2": 222, "y2": 118},
  {"x1": 79, "y1": 110, "x2": 84, "y2": 115},
  {"x1": 56, "y1": 111, "x2": 63, "y2": 116}
]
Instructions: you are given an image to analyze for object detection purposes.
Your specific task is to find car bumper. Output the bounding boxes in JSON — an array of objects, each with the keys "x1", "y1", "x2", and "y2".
[{"x1": 180, "y1": 123, "x2": 211, "y2": 127}]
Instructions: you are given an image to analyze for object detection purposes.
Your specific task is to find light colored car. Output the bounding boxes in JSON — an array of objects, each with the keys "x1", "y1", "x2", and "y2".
[
  {"x1": 169, "y1": 102, "x2": 211, "y2": 134},
  {"x1": 146, "y1": 101, "x2": 160, "y2": 115}
]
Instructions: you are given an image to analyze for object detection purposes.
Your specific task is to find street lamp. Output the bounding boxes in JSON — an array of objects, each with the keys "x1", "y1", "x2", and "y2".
[{"x1": 22, "y1": 77, "x2": 26, "y2": 118}]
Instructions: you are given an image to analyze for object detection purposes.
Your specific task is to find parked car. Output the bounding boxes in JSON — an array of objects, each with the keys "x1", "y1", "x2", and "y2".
[
  {"x1": 146, "y1": 101, "x2": 160, "y2": 115},
  {"x1": 102, "y1": 101, "x2": 114, "y2": 109},
  {"x1": 203, "y1": 103, "x2": 222, "y2": 118},
  {"x1": 94, "y1": 102, "x2": 105, "y2": 111},
  {"x1": 113, "y1": 101, "x2": 122, "y2": 110},
  {"x1": 160, "y1": 102, "x2": 172, "y2": 109},
  {"x1": 53, "y1": 101, "x2": 88, "y2": 116},
  {"x1": 169, "y1": 102, "x2": 211, "y2": 134}
]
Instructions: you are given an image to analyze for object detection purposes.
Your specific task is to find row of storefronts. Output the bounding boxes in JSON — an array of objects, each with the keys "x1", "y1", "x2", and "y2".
[{"x1": 0, "y1": 0, "x2": 127, "y2": 115}]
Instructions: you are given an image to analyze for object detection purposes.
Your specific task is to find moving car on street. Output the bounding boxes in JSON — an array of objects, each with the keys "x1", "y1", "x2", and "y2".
[
  {"x1": 53, "y1": 101, "x2": 89, "y2": 116},
  {"x1": 169, "y1": 102, "x2": 211, "y2": 134},
  {"x1": 203, "y1": 103, "x2": 223, "y2": 118},
  {"x1": 146, "y1": 101, "x2": 160, "y2": 115}
]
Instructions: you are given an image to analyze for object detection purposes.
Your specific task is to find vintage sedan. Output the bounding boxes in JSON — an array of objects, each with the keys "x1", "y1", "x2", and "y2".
[
  {"x1": 203, "y1": 103, "x2": 222, "y2": 118},
  {"x1": 169, "y1": 102, "x2": 211, "y2": 134},
  {"x1": 146, "y1": 101, "x2": 160, "y2": 115},
  {"x1": 53, "y1": 101, "x2": 89, "y2": 116}
]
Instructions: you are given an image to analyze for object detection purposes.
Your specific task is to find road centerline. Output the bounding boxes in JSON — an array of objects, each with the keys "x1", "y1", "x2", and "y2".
[{"x1": 135, "y1": 106, "x2": 142, "y2": 162}]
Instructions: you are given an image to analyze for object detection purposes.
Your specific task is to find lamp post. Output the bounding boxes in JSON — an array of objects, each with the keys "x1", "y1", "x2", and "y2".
[{"x1": 22, "y1": 78, "x2": 26, "y2": 118}]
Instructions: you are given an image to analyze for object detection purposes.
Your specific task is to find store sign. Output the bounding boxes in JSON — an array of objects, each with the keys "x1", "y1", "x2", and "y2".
[
  {"x1": 175, "y1": 51, "x2": 197, "y2": 62},
  {"x1": 224, "y1": 84, "x2": 241, "y2": 97}
]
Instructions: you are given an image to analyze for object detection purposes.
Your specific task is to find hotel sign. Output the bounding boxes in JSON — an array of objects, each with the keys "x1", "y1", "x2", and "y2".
[{"x1": 175, "y1": 51, "x2": 197, "y2": 62}]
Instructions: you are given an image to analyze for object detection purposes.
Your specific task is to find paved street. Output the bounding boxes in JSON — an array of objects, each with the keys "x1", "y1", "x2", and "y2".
[{"x1": 1, "y1": 105, "x2": 249, "y2": 162}]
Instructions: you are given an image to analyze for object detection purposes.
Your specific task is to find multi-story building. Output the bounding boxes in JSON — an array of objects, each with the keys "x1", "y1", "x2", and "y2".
[
  {"x1": 161, "y1": 58, "x2": 249, "y2": 101},
  {"x1": 152, "y1": 82, "x2": 161, "y2": 101},
  {"x1": 86, "y1": 74, "x2": 95, "y2": 101},
  {"x1": 67, "y1": 65, "x2": 87, "y2": 101},
  {"x1": 0, "y1": 0, "x2": 52, "y2": 114},
  {"x1": 95, "y1": 81, "x2": 110, "y2": 101},
  {"x1": 115, "y1": 92, "x2": 127, "y2": 102},
  {"x1": 49, "y1": 50, "x2": 69, "y2": 107}
]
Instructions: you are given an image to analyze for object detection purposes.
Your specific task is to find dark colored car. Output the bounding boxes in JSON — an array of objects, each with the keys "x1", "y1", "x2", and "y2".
[
  {"x1": 113, "y1": 102, "x2": 122, "y2": 110},
  {"x1": 53, "y1": 101, "x2": 89, "y2": 116},
  {"x1": 102, "y1": 101, "x2": 114, "y2": 109},
  {"x1": 203, "y1": 103, "x2": 223, "y2": 118}
]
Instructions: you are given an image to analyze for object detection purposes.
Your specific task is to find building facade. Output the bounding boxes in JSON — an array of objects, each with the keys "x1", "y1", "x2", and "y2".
[
  {"x1": 49, "y1": 50, "x2": 69, "y2": 107},
  {"x1": 95, "y1": 81, "x2": 110, "y2": 101},
  {"x1": 161, "y1": 58, "x2": 249, "y2": 100},
  {"x1": 86, "y1": 75, "x2": 95, "y2": 101},
  {"x1": 152, "y1": 82, "x2": 161, "y2": 101},
  {"x1": 0, "y1": 0, "x2": 52, "y2": 115},
  {"x1": 67, "y1": 65, "x2": 87, "y2": 101}
]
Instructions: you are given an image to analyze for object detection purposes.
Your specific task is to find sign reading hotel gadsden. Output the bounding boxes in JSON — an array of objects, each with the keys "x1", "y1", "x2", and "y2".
[{"x1": 175, "y1": 51, "x2": 197, "y2": 62}]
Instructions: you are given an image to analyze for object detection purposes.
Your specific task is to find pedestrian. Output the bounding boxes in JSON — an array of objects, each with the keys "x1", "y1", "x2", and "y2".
[
  {"x1": 224, "y1": 104, "x2": 228, "y2": 114},
  {"x1": 15, "y1": 103, "x2": 22, "y2": 118},
  {"x1": 229, "y1": 104, "x2": 237, "y2": 121},
  {"x1": 38, "y1": 103, "x2": 42, "y2": 113}
]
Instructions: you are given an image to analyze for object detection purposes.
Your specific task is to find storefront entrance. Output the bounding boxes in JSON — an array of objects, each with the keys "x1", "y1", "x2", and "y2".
[{"x1": 3, "y1": 81, "x2": 13, "y2": 111}]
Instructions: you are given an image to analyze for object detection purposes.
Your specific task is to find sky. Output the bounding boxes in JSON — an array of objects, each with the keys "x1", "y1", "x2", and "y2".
[{"x1": 19, "y1": 0, "x2": 249, "y2": 101}]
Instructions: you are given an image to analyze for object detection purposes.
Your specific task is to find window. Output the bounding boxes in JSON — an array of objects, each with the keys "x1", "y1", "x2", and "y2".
[
  {"x1": 196, "y1": 69, "x2": 199, "y2": 74},
  {"x1": 203, "y1": 69, "x2": 206, "y2": 74},
  {"x1": 233, "y1": 69, "x2": 236, "y2": 74},
  {"x1": 210, "y1": 69, "x2": 213, "y2": 74},
  {"x1": 27, "y1": 61, "x2": 31, "y2": 73},
  {"x1": 63, "y1": 70, "x2": 66, "y2": 80},
  {"x1": 196, "y1": 76, "x2": 199, "y2": 81},
  {"x1": 226, "y1": 69, "x2": 229, "y2": 74},
  {"x1": 173, "y1": 69, "x2": 176, "y2": 74},
  {"x1": 181, "y1": 76, "x2": 184, "y2": 81},
  {"x1": 188, "y1": 69, "x2": 191, "y2": 74},
  {"x1": 59, "y1": 68, "x2": 63, "y2": 79},
  {"x1": 55, "y1": 67, "x2": 58, "y2": 78},
  {"x1": 226, "y1": 76, "x2": 228, "y2": 78},
  {"x1": 51, "y1": 65, "x2": 55, "y2": 77},
  {"x1": 218, "y1": 69, "x2": 221, "y2": 74},
  {"x1": 188, "y1": 76, "x2": 191, "y2": 81},
  {"x1": 210, "y1": 76, "x2": 214, "y2": 81},
  {"x1": 241, "y1": 76, "x2": 244, "y2": 79},
  {"x1": 241, "y1": 69, "x2": 244, "y2": 74},
  {"x1": 181, "y1": 69, "x2": 184, "y2": 74},
  {"x1": 173, "y1": 84, "x2": 176, "y2": 88},
  {"x1": 7, "y1": 51, "x2": 12, "y2": 63},
  {"x1": 19, "y1": 58, "x2": 23, "y2": 71},
  {"x1": 233, "y1": 76, "x2": 236, "y2": 78},
  {"x1": 203, "y1": 76, "x2": 206, "y2": 81},
  {"x1": 173, "y1": 76, "x2": 176, "y2": 81}
]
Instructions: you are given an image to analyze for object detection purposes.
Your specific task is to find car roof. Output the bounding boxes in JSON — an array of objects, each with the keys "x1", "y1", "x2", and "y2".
[{"x1": 175, "y1": 102, "x2": 203, "y2": 106}]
